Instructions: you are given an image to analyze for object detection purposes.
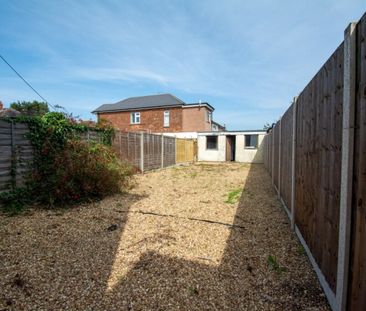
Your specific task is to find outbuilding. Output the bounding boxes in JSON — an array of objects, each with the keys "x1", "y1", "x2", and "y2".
[{"x1": 197, "y1": 130, "x2": 266, "y2": 163}]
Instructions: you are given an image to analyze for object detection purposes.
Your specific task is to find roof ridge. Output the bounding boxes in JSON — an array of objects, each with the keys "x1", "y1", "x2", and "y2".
[{"x1": 122, "y1": 93, "x2": 173, "y2": 101}]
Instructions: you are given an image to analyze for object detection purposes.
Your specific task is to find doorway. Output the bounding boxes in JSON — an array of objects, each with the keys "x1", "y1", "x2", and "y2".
[{"x1": 226, "y1": 135, "x2": 236, "y2": 161}]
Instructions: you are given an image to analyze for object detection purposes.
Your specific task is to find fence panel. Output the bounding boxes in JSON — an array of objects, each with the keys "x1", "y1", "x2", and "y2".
[
  {"x1": 79, "y1": 129, "x2": 105, "y2": 143},
  {"x1": 163, "y1": 136, "x2": 176, "y2": 167},
  {"x1": 114, "y1": 132, "x2": 141, "y2": 169},
  {"x1": 280, "y1": 105, "x2": 293, "y2": 211},
  {"x1": 295, "y1": 43, "x2": 344, "y2": 293},
  {"x1": 348, "y1": 14, "x2": 366, "y2": 310},
  {"x1": 0, "y1": 120, "x2": 12, "y2": 192},
  {"x1": 268, "y1": 131, "x2": 272, "y2": 176},
  {"x1": 143, "y1": 133, "x2": 162, "y2": 171},
  {"x1": 0, "y1": 120, "x2": 33, "y2": 192},
  {"x1": 176, "y1": 139, "x2": 195, "y2": 163},
  {"x1": 273, "y1": 122, "x2": 280, "y2": 189},
  {"x1": 264, "y1": 136, "x2": 267, "y2": 168},
  {"x1": 113, "y1": 132, "x2": 188, "y2": 171}
]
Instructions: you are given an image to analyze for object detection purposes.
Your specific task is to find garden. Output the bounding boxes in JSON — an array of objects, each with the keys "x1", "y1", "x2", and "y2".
[{"x1": 0, "y1": 162, "x2": 330, "y2": 310}]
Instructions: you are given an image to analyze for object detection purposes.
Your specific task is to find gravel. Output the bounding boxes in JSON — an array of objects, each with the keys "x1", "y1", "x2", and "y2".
[{"x1": 0, "y1": 163, "x2": 330, "y2": 310}]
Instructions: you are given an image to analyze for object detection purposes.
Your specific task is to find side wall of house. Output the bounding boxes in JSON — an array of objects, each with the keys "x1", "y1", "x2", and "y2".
[
  {"x1": 182, "y1": 107, "x2": 212, "y2": 132},
  {"x1": 235, "y1": 134, "x2": 265, "y2": 163},
  {"x1": 197, "y1": 135, "x2": 226, "y2": 161},
  {"x1": 98, "y1": 107, "x2": 183, "y2": 133}
]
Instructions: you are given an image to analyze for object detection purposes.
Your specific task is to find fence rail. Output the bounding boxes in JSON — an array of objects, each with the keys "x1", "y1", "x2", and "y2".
[
  {"x1": 113, "y1": 131, "x2": 196, "y2": 172},
  {"x1": 263, "y1": 13, "x2": 366, "y2": 311}
]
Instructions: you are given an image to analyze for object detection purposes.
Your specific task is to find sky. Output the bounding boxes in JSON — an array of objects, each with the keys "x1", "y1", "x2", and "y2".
[{"x1": 0, "y1": 0, "x2": 365, "y2": 130}]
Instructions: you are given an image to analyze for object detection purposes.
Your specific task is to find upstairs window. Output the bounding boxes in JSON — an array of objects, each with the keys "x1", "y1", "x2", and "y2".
[
  {"x1": 164, "y1": 110, "x2": 170, "y2": 127},
  {"x1": 206, "y1": 135, "x2": 218, "y2": 149},
  {"x1": 130, "y1": 112, "x2": 140, "y2": 124},
  {"x1": 245, "y1": 134, "x2": 258, "y2": 149}
]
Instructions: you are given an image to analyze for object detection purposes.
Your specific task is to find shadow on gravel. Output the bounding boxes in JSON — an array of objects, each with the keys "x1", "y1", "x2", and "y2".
[
  {"x1": 1, "y1": 165, "x2": 329, "y2": 310},
  {"x1": 0, "y1": 193, "x2": 146, "y2": 310},
  {"x1": 102, "y1": 164, "x2": 329, "y2": 310}
]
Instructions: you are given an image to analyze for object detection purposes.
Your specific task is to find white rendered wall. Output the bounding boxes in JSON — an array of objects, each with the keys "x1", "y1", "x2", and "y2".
[
  {"x1": 158, "y1": 132, "x2": 198, "y2": 139},
  {"x1": 197, "y1": 135, "x2": 226, "y2": 161},
  {"x1": 235, "y1": 134, "x2": 265, "y2": 163}
]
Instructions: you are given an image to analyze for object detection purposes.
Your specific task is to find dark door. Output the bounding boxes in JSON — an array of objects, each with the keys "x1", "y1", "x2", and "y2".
[{"x1": 226, "y1": 136, "x2": 236, "y2": 161}]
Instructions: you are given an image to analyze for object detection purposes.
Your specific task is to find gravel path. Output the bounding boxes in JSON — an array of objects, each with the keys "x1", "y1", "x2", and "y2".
[{"x1": 0, "y1": 163, "x2": 330, "y2": 310}]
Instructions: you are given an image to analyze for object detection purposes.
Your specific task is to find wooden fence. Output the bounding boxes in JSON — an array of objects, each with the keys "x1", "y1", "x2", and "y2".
[
  {"x1": 113, "y1": 131, "x2": 196, "y2": 172},
  {"x1": 176, "y1": 138, "x2": 196, "y2": 164},
  {"x1": 0, "y1": 120, "x2": 107, "y2": 193},
  {"x1": 263, "y1": 12, "x2": 366, "y2": 311},
  {"x1": 0, "y1": 120, "x2": 33, "y2": 192}
]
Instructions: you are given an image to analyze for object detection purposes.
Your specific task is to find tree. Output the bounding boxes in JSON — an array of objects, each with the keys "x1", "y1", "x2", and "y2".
[{"x1": 10, "y1": 100, "x2": 49, "y2": 116}]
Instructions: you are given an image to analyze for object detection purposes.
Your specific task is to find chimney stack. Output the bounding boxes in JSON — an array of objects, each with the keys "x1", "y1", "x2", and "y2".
[{"x1": 0, "y1": 101, "x2": 3, "y2": 110}]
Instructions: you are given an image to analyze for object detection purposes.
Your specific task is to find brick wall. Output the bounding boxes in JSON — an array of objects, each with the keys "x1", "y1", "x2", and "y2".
[
  {"x1": 98, "y1": 107, "x2": 183, "y2": 133},
  {"x1": 182, "y1": 106, "x2": 212, "y2": 132}
]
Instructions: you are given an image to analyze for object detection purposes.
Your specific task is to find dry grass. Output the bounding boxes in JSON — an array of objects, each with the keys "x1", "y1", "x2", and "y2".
[{"x1": 0, "y1": 163, "x2": 330, "y2": 310}]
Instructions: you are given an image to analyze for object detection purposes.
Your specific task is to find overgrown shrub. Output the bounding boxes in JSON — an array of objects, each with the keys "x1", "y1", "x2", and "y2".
[
  {"x1": 31, "y1": 140, "x2": 133, "y2": 205},
  {"x1": 0, "y1": 112, "x2": 132, "y2": 211}
]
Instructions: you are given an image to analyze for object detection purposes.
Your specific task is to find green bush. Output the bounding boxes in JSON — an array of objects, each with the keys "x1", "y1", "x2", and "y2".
[
  {"x1": 0, "y1": 112, "x2": 132, "y2": 211},
  {"x1": 31, "y1": 139, "x2": 133, "y2": 205}
]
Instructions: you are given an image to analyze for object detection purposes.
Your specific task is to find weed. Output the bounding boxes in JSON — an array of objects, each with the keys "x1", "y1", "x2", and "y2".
[
  {"x1": 188, "y1": 285, "x2": 199, "y2": 296},
  {"x1": 225, "y1": 188, "x2": 242, "y2": 204},
  {"x1": 267, "y1": 255, "x2": 286, "y2": 274},
  {"x1": 189, "y1": 172, "x2": 198, "y2": 178},
  {"x1": 297, "y1": 245, "x2": 306, "y2": 256}
]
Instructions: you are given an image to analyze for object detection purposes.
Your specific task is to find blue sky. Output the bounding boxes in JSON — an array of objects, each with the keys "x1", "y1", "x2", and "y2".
[{"x1": 0, "y1": 0, "x2": 365, "y2": 130}]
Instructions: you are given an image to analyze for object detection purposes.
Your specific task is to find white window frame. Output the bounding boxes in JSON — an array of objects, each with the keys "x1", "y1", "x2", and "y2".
[
  {"x1": 130, "y1": 112, "x2": 140, "y2": 124},
  {"x1": 163, "y1": 110, "x2": 170, "y2": 127}
]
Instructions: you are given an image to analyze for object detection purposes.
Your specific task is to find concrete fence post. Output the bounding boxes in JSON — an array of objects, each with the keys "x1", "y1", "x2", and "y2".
[
  {"x1": 291, "y1": 97, "x2": 298, "y2": 231},
  {"x1": 161, "y1": 134, "x2": 164, "y2": 168},
  {"x1": 140, "y1": 132, "x2": 144, "y2": 173},
  {"x1": 336, "y1": 22, "x2": 357, "y2": 311}
]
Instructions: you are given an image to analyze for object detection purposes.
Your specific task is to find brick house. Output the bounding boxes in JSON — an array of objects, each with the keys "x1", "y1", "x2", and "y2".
[{"x1": 92, "y1": 94, "x2": 224, "y2": 133}]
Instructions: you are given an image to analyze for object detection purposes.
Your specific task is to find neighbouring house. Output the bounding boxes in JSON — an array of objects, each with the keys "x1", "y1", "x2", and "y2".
[
  {"x1": 197, "y1": 130, "x2": 266, "y2": 163},
  {"x1": 0, "y1": 101, "x2": 21, "y2": 117},
  {"x1": 211, "y1": 120, "x2": 225, "y2": 131},
  {"x1": 92, "y1": 94, "x2": 223, "y2": 135}
]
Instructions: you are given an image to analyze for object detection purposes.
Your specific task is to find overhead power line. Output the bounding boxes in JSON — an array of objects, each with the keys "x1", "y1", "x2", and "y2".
[{"x1": 0, "y1": 54, "x2": 57, "y2": 110}]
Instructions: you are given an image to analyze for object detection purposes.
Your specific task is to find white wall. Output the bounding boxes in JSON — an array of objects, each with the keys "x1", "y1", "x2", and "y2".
[
  {"x1": 158, "y1": 132, "x2": 198, "y2": 139},
  {"x1": 235, "y1": 134, "x2": 265, "y2": 163},
  {"x1": 197, "y1": 132, "x2": 265, "y2": 163},
  {"x1": 197, "y1": 135, "x2": 226, "y2": 161}
]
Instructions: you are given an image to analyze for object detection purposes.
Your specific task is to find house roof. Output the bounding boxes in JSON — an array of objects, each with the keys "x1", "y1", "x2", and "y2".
[
  {"x1": 197, "y1": 130, "x2": 266, "y2": 136},
  {"x1": 92, "y1": 94, "x2": 215, "y2": 113},
  {"x1": 212, "y1": 120, "x2": 225, "y2": 128},
  {"x1": 184, "y1": 102, "x2": 215, "y2": 111},
  {"x1": 92, "y1": 93, "x2": 185, "y2": 113}
]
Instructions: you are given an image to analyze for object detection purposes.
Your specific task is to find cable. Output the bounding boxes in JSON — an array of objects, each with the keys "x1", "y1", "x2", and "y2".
[{"x1": 0, "y1": 54, "x2": 57, "y2": 111}]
